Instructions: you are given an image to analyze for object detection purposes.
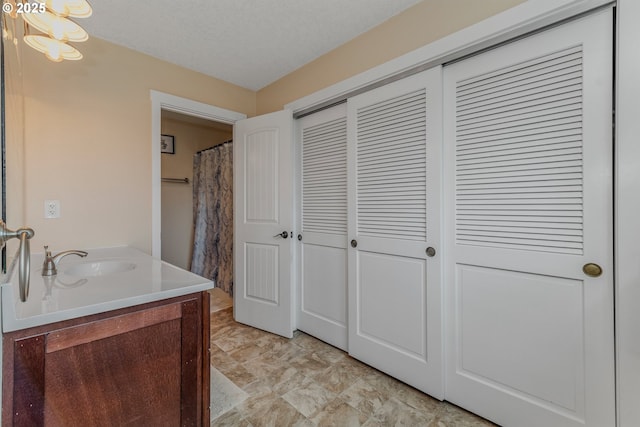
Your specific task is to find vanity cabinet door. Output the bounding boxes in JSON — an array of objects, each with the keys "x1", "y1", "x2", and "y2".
[{"x1": 3, "y1": 292, "x2": 210, "y2": 427}]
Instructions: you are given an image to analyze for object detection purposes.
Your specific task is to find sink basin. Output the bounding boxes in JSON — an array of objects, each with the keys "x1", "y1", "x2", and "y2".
[{"x1": 63, "y1": 261, "x2": 137, "y2": 277}]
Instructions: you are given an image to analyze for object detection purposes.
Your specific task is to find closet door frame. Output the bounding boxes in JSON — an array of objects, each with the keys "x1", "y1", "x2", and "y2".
[{"x1": 616, "y1": 1, "x2": 640, "y2": 426}]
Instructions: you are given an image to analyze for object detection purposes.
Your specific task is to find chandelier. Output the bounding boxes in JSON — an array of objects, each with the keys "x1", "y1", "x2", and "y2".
[{"x1": 3, "y1": 0, "x2": 92, "y2": 62}]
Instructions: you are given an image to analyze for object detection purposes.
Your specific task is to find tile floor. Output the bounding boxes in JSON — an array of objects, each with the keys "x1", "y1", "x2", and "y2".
[
  {"x1": 210, "y1": 287, "x2": 234, "y2": 313},
  {"x1": 209, "y1": 305, "x2": 496, "y2": 427}
]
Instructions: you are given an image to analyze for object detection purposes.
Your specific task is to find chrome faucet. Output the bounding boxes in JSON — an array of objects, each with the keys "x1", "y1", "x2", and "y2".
[{"x1": 42, "y1": 246, "x2": 88, "y2": 276}]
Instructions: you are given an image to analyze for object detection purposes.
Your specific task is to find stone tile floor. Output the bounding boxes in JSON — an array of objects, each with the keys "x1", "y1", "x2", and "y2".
[{"x1": 210, "y1": 307, "x2": 496, "y2": 427}]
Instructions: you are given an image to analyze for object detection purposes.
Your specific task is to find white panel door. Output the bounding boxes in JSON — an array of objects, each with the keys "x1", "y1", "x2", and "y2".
[
  {"x1": 234, "y1": 110, "x2": 294, "y2": 338},
  {"x1": 347, "y1": 68, "x2": 443, "y2": 398},
  {"x1": 296, "y1": 104, "x2": 348, "y2": 350},
  {"x1": 443, "y1": 10, "x2": 614, "y2": 427}
]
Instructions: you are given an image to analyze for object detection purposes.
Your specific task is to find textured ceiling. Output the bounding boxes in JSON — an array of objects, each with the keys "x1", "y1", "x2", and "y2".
[{"x1": 80, "y1": 0, "x2": 422, "y2": 91}]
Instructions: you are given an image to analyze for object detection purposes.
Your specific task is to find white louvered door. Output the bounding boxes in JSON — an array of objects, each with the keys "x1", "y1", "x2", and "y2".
[
  {"x1": 348, "y1": 68, "x2": 443, "y2": 398},
  {"x1": 234, "y1": 110, "x2": 294, "y2": 338},
  {"x1": 443, "y1": 10, "x2": 614, "y2": 427},
  {"x1": 297, "y1": 104, "x2": 348, "y2": 350}
]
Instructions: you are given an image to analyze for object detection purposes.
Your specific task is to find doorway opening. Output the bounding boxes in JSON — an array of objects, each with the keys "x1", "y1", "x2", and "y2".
[
  {"x1": 160, "y1": 111, "x2": 231, "y2": 269},
  {"x1": 150, "y1": 91, "x2": 246, "y2": 310}
]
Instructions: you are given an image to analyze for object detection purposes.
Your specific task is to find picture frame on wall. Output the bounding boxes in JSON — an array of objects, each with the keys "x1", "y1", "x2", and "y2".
[{"x1": 161, "y1": 134, "x2": 175, "y2": 154}]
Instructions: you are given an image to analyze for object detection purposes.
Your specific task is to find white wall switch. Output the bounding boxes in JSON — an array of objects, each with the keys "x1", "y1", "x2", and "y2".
[{"x1": 44, "y1": 200, "x2": 60, "y2": 219}]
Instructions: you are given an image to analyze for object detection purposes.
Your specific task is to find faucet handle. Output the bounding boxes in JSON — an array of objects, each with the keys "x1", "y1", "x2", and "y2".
[{"x1": 42, "y1": 246, "x2": 56, "y2": 277}]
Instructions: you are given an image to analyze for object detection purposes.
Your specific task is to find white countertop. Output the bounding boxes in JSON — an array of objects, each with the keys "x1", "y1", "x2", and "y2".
[{"x1": 2, "y1": 246, "x2": 213, "y2": 332}]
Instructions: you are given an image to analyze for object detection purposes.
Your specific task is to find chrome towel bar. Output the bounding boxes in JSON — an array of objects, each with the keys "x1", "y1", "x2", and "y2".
[{"x1": 161, "y1": 177, "x2": 190, "y2": 184}]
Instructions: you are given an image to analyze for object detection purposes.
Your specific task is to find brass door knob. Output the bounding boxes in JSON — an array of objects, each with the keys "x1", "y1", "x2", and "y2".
[{"x1": 583, "y1": 263, "x2": 603, "y2": 277}]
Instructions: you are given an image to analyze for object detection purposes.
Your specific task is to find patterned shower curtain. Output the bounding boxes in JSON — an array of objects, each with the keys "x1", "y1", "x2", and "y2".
[{"x1": 190, "y1": 141, "x2": 233, "y2": 296}]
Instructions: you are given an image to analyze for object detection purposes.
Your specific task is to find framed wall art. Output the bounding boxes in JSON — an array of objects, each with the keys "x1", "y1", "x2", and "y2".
[{"x1": 161, "y1": 134, "x2": 175, "y2": 154}]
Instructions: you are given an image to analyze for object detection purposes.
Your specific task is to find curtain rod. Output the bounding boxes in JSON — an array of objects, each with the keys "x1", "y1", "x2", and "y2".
[{"x1": 196, "y1": 139, "x2": 233, "y2": 154}]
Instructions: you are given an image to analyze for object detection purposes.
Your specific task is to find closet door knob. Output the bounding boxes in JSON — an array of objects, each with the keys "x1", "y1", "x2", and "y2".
[
  {"x1": 426, "y1": 247, "x2": 436, "y2": 257},
  {"x1": 351, "y1": 239, "x2": 358, "y2": 248},
  {"x1": 274, "y1": 231, "x2": 289, "y2": 239},
  {"x1": 583, "y1": 263, "x2": 602, "y2": 277}
]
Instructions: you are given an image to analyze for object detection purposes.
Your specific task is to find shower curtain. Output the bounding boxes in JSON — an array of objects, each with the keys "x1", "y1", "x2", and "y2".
[{"x1": 190, "y1": 141, "x2": 233, "y2": 296}]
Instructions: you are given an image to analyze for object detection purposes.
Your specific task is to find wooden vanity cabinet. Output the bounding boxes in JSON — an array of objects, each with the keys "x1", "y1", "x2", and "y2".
[{"x1": 2, "y1": 291, "x2": 210, "y2": 427}]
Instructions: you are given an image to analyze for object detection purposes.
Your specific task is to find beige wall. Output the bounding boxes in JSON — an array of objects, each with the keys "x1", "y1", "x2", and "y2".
[
  {"x1": 19, "y1": 37, "x2": 254, "y2": 254},
  {"x1": 160, "y1": 118, "x2": 231, "y2": 270},
  {"x1": 256, "y1": 0, "x2": 525, "y2": 114}
]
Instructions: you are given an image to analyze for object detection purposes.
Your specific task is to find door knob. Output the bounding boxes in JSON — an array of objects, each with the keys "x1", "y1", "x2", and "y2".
[
  {"x1": 274, "y1": 231, "x2": 289, "y2": 239},
  {"x1": 426, "y1": 247, "x2": 436, "y2": 257},
  {"x1": 351, "y1": 239, "x2": 357, "y2": 248},
  {"x1": 583, "y1": 263, "x2": 602, "y2": 277}
]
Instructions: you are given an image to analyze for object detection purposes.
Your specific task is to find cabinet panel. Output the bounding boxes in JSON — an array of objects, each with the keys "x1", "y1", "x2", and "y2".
[
  {"x1": 44, "y1": 319, "x2": 182, "y2": 427},
  {"x1": 12, "y1": 336, "x2": 45, "y2": 427},
  {"x1": 3, "y1": 292, "x2": 209, "y2": 427}
]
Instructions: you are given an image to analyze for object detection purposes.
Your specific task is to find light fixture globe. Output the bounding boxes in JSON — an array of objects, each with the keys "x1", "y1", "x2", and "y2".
[
  {"x1": 45, "y1": 0, "x2": 93, "y2": 18},
  {"x1": 23, "y1": 10, "x2": 88, "y2": 42},
  {"x1": 24, "y1": 35, "x2": 83, "y2": 62}
]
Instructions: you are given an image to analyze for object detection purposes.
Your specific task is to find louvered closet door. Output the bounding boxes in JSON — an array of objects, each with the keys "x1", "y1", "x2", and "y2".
[
  {"x1": 348, "y1": 68, "x2": 443, "y2": 398},
  {"x1": 297, "y1": 104, "x2": 348, "y2": 350},
  {"x1": 444, "y1": 10, "x2": 614, "y2": 427}
]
